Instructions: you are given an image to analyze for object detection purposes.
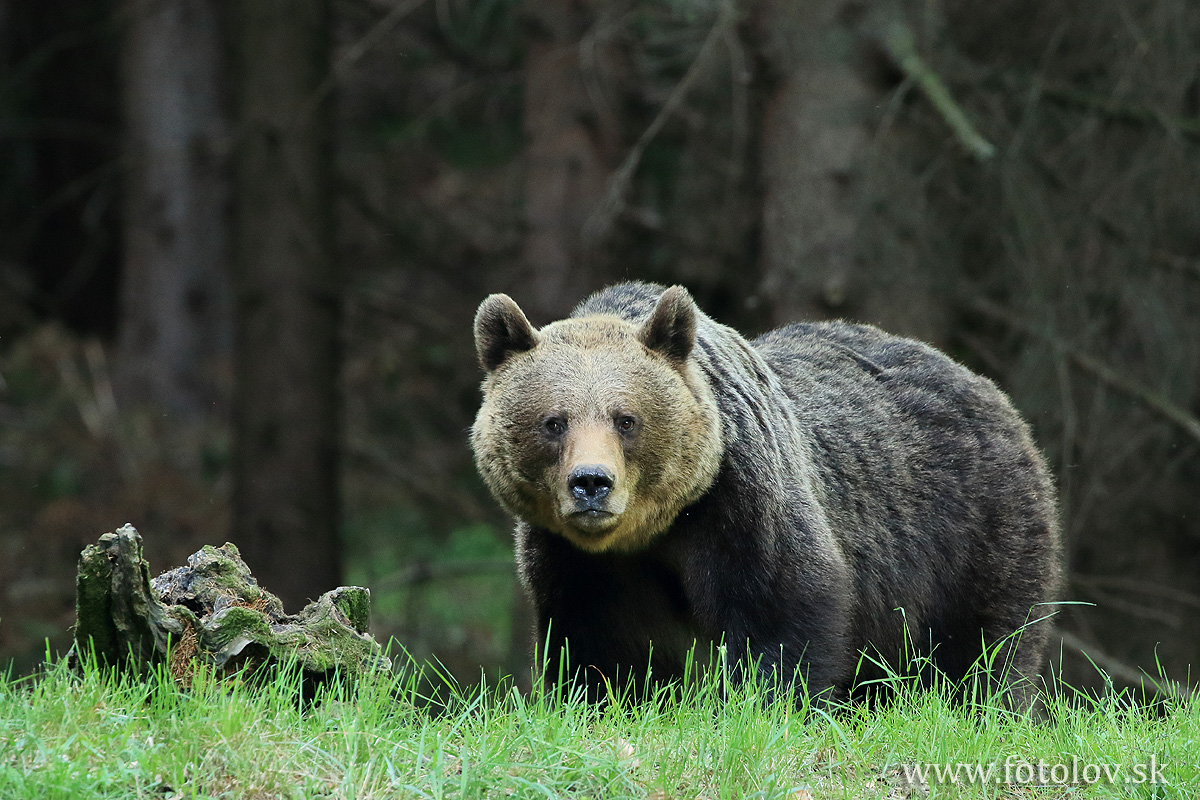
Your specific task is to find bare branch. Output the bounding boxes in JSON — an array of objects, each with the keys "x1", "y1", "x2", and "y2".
[
  {"x1": 1041, "y1": 84, "x2": 1200, "y2": 141},
  {"x1": 1072, "y1": 583, "x2": 1181, "y2": 628},
  {"x1": 1058, "y1": 630, "x2": 1191, "y2": 702},
  {"x1": 299, "y1": 0, "x2": 429, "y2": 125},
  {"x1": 1152, "y1": 249, "x2": 1200, "y2": 282},
  {"x1": 969, "y1": 296, "x2": 1200, "y2": 447},
  {"x1": 872, "y1": 10, "x2": 995, "y2": 160},
  {"x1": 582, "y1": 0, "x2": 737, "y2": 247},
  {"x1": 1072, "y1": 574, "x2": 1200, "y2": 609}
]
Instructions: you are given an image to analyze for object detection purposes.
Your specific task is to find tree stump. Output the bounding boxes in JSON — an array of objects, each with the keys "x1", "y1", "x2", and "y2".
[{"x1": 71, "y1": 524, "x2": 389, "y2": 685}]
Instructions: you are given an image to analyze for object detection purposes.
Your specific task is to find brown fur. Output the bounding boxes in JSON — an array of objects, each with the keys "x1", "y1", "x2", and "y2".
[{"x1": 472, "y1": 282, "x2": 1061, "y2": 706}]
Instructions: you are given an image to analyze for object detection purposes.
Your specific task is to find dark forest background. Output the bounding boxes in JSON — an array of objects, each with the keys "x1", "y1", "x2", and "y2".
[{"x1": 1, "y1": 0, "x2": 1198, "y2": 696}]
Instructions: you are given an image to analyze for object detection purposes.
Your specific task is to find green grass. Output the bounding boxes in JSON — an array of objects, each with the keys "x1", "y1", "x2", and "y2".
[{"x1": 0, "y1": 650, "x2": 1196, "y2": 799}]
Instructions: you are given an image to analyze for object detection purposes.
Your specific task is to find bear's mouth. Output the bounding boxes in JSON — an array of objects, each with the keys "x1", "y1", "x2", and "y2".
[{"x1": 568, "y1": 508, "x2": 618, "y2": 533}]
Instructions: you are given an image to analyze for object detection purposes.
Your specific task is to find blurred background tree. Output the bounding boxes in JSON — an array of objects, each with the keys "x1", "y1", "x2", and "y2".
[
  {"x1": 118, "y1": 0, "x2": 231, "y2": 418},
  {"x1": 228, "y1": 0, "x2": 341, "y2": 614},
  {"x1": 0, "y1": 0, "x2": 1197, "y2": 696}
]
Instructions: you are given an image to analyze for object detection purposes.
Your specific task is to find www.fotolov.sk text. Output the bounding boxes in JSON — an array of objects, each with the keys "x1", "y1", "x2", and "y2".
[{"x1": 900, "y1": 755, "x2": 1167, "y2": 786}]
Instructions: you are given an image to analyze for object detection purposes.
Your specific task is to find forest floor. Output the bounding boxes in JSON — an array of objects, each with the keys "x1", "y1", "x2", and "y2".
[{"x1": 0, "y1": 652, "x2": 1196, "y2": 799}]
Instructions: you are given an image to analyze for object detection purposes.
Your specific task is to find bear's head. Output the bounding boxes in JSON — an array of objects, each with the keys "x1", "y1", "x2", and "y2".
[{"x1": 471, "y1": 286, "x2": 723, "y2": 553}]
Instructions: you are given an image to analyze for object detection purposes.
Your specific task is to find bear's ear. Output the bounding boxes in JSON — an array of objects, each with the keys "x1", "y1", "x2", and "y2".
[
  {"x1": 637, "y1": 285, "x2": 697, "y2": 363},
  {"x1": 474, "y1": 293, "x2": 539, "y2": 372}
]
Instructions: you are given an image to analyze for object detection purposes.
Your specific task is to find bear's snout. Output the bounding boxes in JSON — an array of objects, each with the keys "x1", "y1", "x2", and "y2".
[
  {"x1": 560, "y1": 455, "x2": 627, "y2": 542},
  {"x1": 568, "y1": 465, "x2": 615, "y2": 509}
]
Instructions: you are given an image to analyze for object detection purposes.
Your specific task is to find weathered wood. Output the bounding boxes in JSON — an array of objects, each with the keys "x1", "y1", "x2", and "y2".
[{"x1": 71, "y1": 525, "x2": 389, "y2": 684}]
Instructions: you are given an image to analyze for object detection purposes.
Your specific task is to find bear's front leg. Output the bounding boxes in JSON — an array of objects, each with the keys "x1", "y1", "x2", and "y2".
[
  {"x1": 674, "y1": 518, "x2": 858, "y2": 705},
  {"x1": 519, "y1": 525, "x2": 700, "y2": 702},
  {"x1": 703, "y1": 608, "x2": 853, "y2": 706}
]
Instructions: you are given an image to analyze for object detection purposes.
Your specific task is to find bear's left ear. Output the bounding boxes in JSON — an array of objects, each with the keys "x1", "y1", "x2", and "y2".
[
  {"x1": 638, "y1": 285, "x2": 697, "y2": 363},
  {"x1": 475, "y1": 293, "x2": 539, "y2": 372}
]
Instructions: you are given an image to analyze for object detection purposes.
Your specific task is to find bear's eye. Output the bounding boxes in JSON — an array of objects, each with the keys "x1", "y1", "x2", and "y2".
[
  {"x1": 542, "y1": 416, "x2": 567, "y2": 436},
  {"x1": 615, "y1": 414, "x2": 638, "y2": 434}
]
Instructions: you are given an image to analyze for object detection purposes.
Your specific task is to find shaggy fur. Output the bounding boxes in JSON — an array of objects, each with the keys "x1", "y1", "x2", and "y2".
[{"x1": 472, "y1": 282, "x2": 1062, "y2": 705}]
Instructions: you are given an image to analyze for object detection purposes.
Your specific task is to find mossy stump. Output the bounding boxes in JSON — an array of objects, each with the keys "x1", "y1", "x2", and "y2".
[{"x1": 71, "y1": 524, "x2": 390, "y2": 685}]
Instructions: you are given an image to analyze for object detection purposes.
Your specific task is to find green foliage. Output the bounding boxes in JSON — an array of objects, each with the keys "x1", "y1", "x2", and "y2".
[
  {"x1": 343, "y1": 510, "x2": 514, "y2": 675},
  {"x1": 370, "y1": 76, "x2": 523, "y2": 172},
  {"x1": 428, "y1": 108, "x2": 523, "y2": 171},
  {"x1": 1, "y1": 653, "x2": 1197, "y2": 799},
  {"x1": 435, "y1": 0, "x2": 521, "y2": 63},
  {"x1": 40, "y1": 459, "x2": 83, "y2": 501}
]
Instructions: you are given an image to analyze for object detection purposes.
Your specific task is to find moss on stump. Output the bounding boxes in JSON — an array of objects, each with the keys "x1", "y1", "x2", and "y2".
[{"x1": 71, "y1": 524, "x2": 390, "y2": 685}]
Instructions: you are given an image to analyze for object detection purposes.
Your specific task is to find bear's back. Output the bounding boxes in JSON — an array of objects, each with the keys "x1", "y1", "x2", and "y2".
[
  {"x1": 754, "y1": 319, "x2": 1028, "y2": 444},
  {"x1": 752, "y1": 320, "x2": 1058, "y2": 645}
]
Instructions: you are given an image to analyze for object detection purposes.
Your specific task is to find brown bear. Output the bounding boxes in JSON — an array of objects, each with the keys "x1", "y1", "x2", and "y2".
[{"x1": 471, "y1": 281, "x2": 1061, "y2": 705}]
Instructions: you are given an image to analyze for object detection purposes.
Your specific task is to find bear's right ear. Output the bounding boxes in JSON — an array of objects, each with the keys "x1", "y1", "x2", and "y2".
[
  {"x1": 637, "y1": 285, "x2": 697, "y2": 363},
  {"x1": 474, "y1": 293, "x2": 539, "y2": 372}
]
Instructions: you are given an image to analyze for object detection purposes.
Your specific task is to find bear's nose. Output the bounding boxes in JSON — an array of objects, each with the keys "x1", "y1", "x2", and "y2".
[{"x1": 568, "y1": 465, "x2": 614, "y2": 502}]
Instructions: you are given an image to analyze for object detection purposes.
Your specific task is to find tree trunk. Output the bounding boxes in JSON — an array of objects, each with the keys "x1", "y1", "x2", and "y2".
[
  {"x1": 518, "y1": 0, "x2": 619, "y2": 321},
  {"x1": 118, "y1": 0, "x2": 232, "y2": 416},
  {"x1": 229, "y1": 0, "x2": 340, "y2": 611},
  {"x1": 754, "y1": 0, "x2": 947, "y2": 343}
]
